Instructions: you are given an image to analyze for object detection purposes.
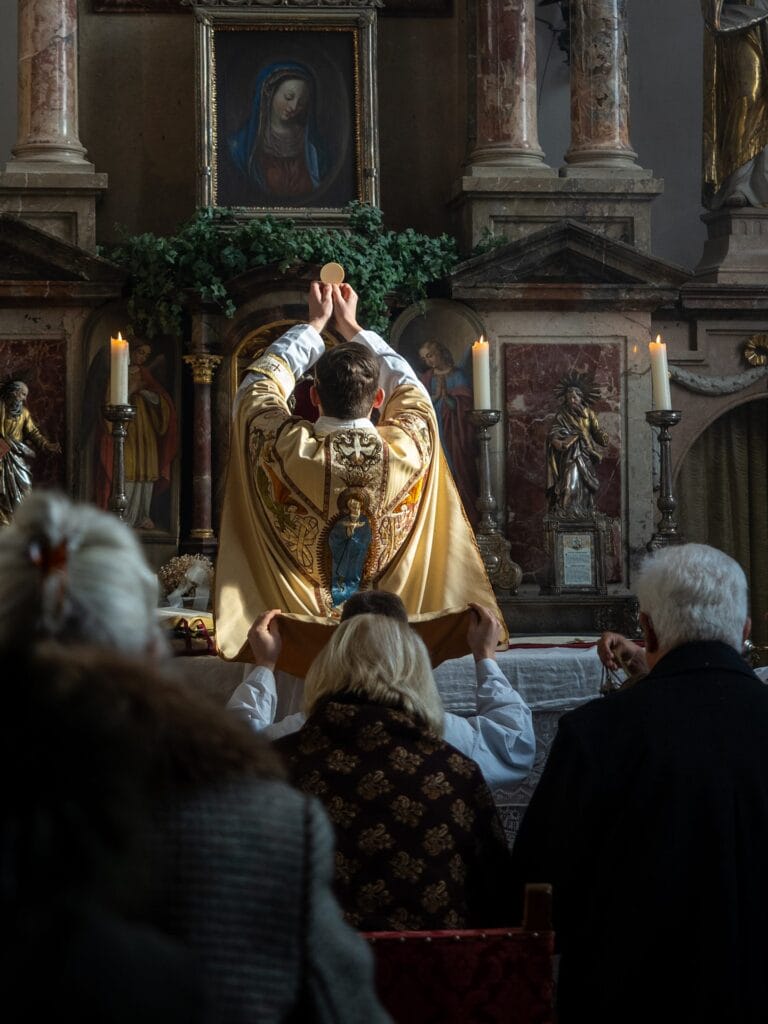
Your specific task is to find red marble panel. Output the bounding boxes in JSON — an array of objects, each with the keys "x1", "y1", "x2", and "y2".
[
  {"x1": 0, "y1": 338, "x2": 67, "y2": 490},
  {"x1": 504, "y1": 341, "x2": 623, "y2": 584}
]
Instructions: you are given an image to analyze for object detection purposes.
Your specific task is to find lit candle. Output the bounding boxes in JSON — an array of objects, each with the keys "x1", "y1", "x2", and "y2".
[
  {"x1": 649, "y1": 335, "x2": 672, "y2": 410},
  {"x1": 472, "y1": 337, "x2": 491, "y2": 409},
  {"x1": 110, "y1": 332, "x2": 129, "y2": 406}
]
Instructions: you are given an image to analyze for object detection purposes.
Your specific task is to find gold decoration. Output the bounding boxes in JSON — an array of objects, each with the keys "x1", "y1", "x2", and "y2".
[
  {"x1": 744, "y1": 333, "x2": 768, "y2": 366},
  {"x1": 158, "y1": 554, "x2": 215, "y2": 598},
  {"x1": 183, "y1": 354, "x2": 222, "y2": 385}
]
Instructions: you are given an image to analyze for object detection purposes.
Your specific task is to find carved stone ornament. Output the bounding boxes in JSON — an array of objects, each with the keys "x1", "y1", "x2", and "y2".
[{"x1": 669, "y1": 363, "x2": 768, "y2": 395}]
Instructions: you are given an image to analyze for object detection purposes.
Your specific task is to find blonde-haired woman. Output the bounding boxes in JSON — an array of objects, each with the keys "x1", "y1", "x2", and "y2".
[{"x1": 275, "y1": 613, "x2": 515, "y2": 932}]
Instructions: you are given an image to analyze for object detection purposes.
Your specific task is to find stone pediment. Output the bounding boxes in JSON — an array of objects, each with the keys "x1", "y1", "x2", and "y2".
[
  {"x1": 447, "y1": 220, "x2": 690, "y2": 308},
  {"x1": 0, "y1": 215, "x2": 124, "y2": 290}
]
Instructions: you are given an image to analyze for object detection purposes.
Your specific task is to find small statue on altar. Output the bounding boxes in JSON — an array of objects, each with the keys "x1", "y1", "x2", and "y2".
[
  {"x1": 0, "y1": 379, "x2": 62, "y2": 526},
  {"x1": 546, "y1": 373, "x2": 608, "y2": 518}
]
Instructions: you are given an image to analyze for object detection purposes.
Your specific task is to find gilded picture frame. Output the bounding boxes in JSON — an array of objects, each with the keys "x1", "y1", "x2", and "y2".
[{"x1": 193, "y1": 4, "x2": 379, "y2": 223}]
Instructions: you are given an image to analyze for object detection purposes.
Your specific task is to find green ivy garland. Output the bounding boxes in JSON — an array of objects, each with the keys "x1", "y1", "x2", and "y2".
[{"x1": 103, "y1": 203, "x2": 464, "y2": 338}]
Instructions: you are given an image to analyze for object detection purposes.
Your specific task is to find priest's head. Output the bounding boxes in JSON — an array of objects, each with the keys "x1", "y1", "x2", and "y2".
[
  {"x1": 636, "y1": 543, "x2": 750, "y2": 670},
  {"x1": 311, "y1": 342, "x2": 383, "y2": 419}
]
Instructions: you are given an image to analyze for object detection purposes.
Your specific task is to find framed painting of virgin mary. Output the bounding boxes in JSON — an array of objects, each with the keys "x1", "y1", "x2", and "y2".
[{"x1": 193, "y1": 3, "x2": 380, "y2": 222}]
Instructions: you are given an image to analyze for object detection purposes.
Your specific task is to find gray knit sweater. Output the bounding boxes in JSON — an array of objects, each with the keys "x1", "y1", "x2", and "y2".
[{"x1": 147, "y1": 777, "x2": 390, "y2": 1024}]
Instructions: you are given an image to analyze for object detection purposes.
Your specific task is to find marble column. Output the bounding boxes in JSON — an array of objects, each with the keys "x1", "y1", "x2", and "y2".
[
  {"x1": 11, "y1": 0, "x2": 91, "y2": 167},
  {"x1": 563, "y1": 0, "x2": 641, "y2": 173},
  {"x1": 467, "y1": 0, "x2": 552, "y2": 175},
  {"x1": 182, "y1": 353, "x2": 222, "y2": 552}
]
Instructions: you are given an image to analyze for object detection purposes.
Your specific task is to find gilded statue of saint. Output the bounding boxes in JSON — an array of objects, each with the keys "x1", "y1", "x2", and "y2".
[
  {"x1": 546, "y1": 374, "x2": 609, "y2": 518},
  {"x1": 0, "y1": 380, "x2": 62, "y2": 526},
  {"x1": 702, "y1": 0, "x2": 768, "y2": 208}
]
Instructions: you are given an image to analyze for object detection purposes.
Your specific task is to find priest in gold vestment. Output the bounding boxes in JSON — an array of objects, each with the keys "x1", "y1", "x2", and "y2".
[{"x1": 215, "y1": 283, "x2": 507, "y2": 673}]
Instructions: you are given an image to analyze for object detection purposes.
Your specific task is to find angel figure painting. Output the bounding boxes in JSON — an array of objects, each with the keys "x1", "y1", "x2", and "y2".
[{"x1": 418, "y1": 340, "x2": 479, "y2": 525}]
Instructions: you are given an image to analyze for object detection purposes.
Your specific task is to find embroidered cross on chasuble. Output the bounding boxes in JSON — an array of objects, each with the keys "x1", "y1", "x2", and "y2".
[{"x1": 215, "y1": 333, "x2": 507, "y2": 677}]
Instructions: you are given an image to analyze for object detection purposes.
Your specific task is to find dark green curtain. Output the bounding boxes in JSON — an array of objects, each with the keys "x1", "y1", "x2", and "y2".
[{"x1": 676, "y1": 397, "x2": 768, "y2": 657}]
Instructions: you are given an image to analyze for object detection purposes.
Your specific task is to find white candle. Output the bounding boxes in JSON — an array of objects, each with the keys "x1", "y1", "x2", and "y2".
[
  {"x1": 110, "y1": 332, "x2": 129, "y2": 405},
  {"x1": 472, "y1": 337, "x2": 491, "y2": 409},
  {"x1": 649, "y1": 335, "x2": 672, "y2": 410}
]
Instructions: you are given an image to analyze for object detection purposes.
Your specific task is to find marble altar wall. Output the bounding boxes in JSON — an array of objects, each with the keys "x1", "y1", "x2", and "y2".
[
  {"x1": 503, "y1": 340, "x2": 622, "y2": 584},
  {"x1": 479, "y1": 309, "x2": 656, "y2": 587}
]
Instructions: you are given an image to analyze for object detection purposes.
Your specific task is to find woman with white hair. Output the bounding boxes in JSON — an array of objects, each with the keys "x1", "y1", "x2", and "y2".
[
  {"x1": 0, "y1": 489, "x2": 164, "y2": 654},
  {"x1": 275, "y1": 612, "x2": 516, "y2": 932}
]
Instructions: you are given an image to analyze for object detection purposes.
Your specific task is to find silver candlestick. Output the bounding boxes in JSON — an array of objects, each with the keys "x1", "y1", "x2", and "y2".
[
  {"x1": 103, "y1": 404, "x2": 136, "y2": 522},
  {"x1": 645, "y1": 409, "x2": 684, "y2": 550},
  {"x1": 469, "y1": 409, "x2": 522, "y2": 593}
]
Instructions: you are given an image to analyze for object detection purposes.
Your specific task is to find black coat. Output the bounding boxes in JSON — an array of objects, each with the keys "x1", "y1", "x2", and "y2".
[{"x1": 510, "y1": 641, "x2": 768, "y2": 1024}]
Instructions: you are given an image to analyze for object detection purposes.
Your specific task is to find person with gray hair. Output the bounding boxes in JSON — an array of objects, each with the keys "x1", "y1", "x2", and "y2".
[
  {"x1": 0, "y1": 489, "x2": 164, "y2": 655},
  {"x1": 510, "y1": 543, "x2": 768, "y2": 1024},
  {"x1": 597, "y1": 542, "x2": 750, "y2": 679}
]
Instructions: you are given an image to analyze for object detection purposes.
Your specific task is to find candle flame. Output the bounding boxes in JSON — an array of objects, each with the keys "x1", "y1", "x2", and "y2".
[
  {"x1": 632, "y1": 344, "x2": 638, "y2": 354},
  {"x1": 655, "y1": 334, "x2": 661, "y2": 344}
]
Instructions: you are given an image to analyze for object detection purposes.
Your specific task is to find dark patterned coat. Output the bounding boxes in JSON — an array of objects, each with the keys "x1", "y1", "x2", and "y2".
[{"x1": 275, "y1": 693, "x2": 515, "y2": 931}]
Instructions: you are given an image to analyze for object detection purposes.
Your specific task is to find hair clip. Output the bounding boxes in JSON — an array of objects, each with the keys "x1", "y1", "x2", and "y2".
[{"x1": 27, "y1": 537, "x2": 69, "y2": 575}]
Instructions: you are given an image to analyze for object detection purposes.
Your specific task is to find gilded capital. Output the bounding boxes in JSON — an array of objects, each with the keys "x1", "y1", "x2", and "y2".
[{"x1": 183, "y1": 354, "x2": 223, "y2": 385}]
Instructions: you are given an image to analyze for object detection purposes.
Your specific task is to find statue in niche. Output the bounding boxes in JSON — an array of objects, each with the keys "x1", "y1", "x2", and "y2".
[
  {"x1": 0, "y1": 379, "x2": 62, "y2": 526},
  {"x1": 702, "y1": 1, "x2": 768, "y2": 209},
  {"x1": 418, "y1": 339, "x2": 478, "y2": 526},
  {"x1": 546, "y1": 373, "x2": 609, "y2": 518}
]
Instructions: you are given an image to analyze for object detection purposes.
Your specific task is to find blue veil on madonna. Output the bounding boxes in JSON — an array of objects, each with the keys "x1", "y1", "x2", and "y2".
[{"x1": 228, "y1": 61, "x2": 324, "y2": 198}]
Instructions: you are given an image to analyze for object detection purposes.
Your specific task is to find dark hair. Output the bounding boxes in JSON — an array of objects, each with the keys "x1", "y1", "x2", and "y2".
[
  {"x1": 340, "y1": 589, "x2": 408, "y2": 624},
  {"x1": 314, "y1": 342, "x2": 379, "y2": 419}
]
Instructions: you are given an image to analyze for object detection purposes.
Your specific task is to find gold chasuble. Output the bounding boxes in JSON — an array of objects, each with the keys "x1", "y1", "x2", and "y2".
[{"x1": 215, "y1": 325, "x2": 506, "y2": 675}]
